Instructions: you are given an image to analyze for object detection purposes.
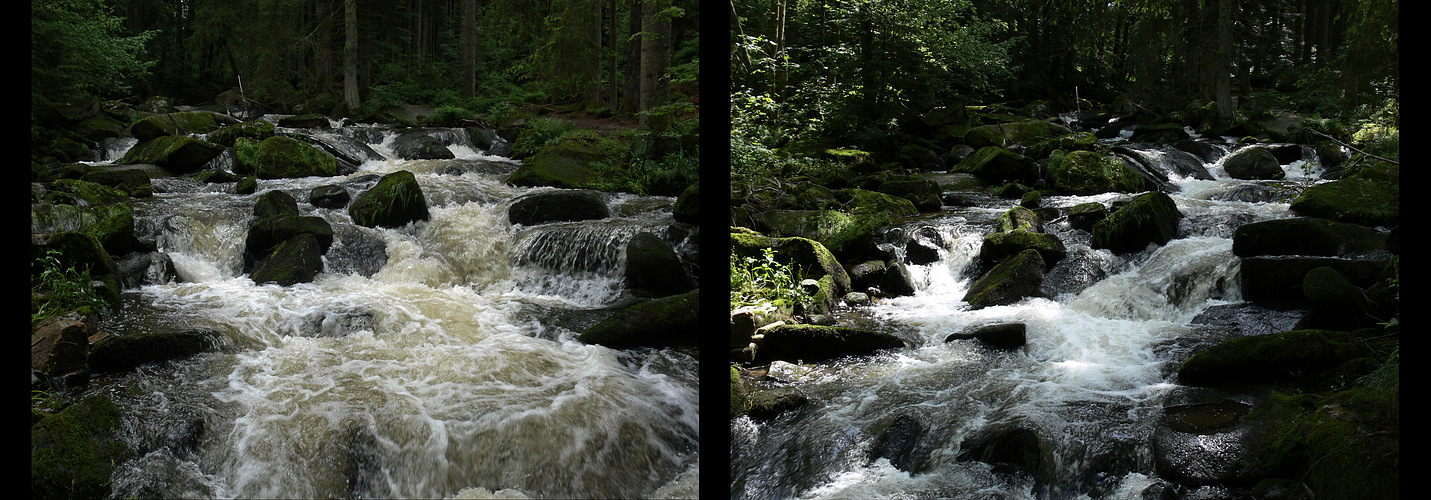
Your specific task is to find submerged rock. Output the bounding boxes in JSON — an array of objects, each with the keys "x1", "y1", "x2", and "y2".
[
  {"x1": 944, "y1": 322, "x2": 1027, "y2": 350},
  {"x1": 348, "y1": 170, "x2": 430, "y2": 228}
]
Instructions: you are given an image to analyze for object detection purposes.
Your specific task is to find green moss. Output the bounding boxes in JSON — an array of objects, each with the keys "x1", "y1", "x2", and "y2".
[
  {"x1": 1048, "y1": 149, "x2": 1143, "y2": 195},
  {"x1": 31, "y1": 395, "x2": 134, "y2": 500}
]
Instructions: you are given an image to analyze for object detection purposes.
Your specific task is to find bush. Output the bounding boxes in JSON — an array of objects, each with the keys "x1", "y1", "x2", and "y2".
[
  {"x1": 31, "y1": 250, "x2": 108, "y2": 323},
  {"x1": 731, "y1": 247, "x2": 812, "y2": 311},
  {"x1": 425, "y1": 105, "x2": 477, "y2": 127}
]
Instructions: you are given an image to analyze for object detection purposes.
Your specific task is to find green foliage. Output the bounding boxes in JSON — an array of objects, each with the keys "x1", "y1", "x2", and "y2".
[
  {"x1": 512, "y1": 118, "x2": 577, "y2": 158},
  {"x1": 31, "y1": 250, "x2": 108, "y2": 323},
  {"x1": 731, "y1": 247, "x2": 812, "y2": 310},
  {"x1": 425, "y1": 105, "x2": 478, "y2": 127},
  {"x1": 31, "y1": 0, "x2": 157, "y2": 101}
]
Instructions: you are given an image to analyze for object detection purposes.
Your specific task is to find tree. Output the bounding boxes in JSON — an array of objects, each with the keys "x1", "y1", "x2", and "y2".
[
  {"x1": 344, "y1": 0, "x2": 360, "y2": 111},
  {"x1": 31, "y1": 0, "x2": 156, "y2": 102},
  {"x1": 639, "y1": 0, "x2": 672, "y2": 136},
  {"x1": 1215, "y1": 0, "x2": 1236, "y2": 119}
]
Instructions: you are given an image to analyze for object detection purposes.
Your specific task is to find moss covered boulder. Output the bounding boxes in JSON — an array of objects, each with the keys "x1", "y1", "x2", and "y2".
[
  {"x1": 731, "y1": 231, "x2": 852, "y2": 309},
  {"x1": 1047, "y1": 149, "x2": 1145, "y2": 195},
  {"x1": 31, "y1": 395, "x2": 135, "y2": 500},
  {"x1": 120, "y1": 135, "x2": 226, "y2": 174},
  {"x1": 578, "y1": 289, "x2": 699, "y2": 348},
  {"x1": 207, "y1": 119, "x2": 276, "y2": 147},
  {"x1": 506, "y1": 137, "x2": 600, "y2": 189},
  {"x1": 391, "y1": 130, "x2": 456, "y2": 160},
  {"x1": 1223, "y1": 146, "x2": 1286, "y2": 180},
  {"x1": 877, "y1": 177, "x2": 943, "y2": 212},
  {"x1": 507, "y1": 189, "x2": 609, "y2": 225},
  {"x1": 1289, "y1": 162, "x2": 1398, "y2": 227},
  {"x1": 757, "y1": 324, "x2": 907, "y2": 363},
  {"x1": 250, "y1": 232, "x2": 325, "y2": 286},
  {"x1": 31, "y1": 188, "x2": 135, "y2": 257},
  {"x1": 1091, "y1": 191, "x2": 1182, "y2": 254},
  {"x1": 980, "y1": 229, "x2": 1066, "y2": 270},
  {"x1": 964, "y1": 120, "x2": 1071, "y2": 149},
  {"x1": 79, "y1": 168, "x2": 152, "y2": 198},
  {"x1": 1176, "y1": 329, "x2": 1371, "y2": 387},
  {"x1": 963, "y1": 248, "x2": 1046, "y2": 309},
  {"x1": 234, "y1": 136, "x2": 339, "y2": 179},
  {"x1": 1232, "y1": 217, "x2": 1384, "y2": 257},
  {"x1": 348, "y1": 170, "x2": 430, "y2": 228},
  {"x1": 128, "y1": 110, "x2": 237, "y2": 142},
  {"x1": 243, "y1": 215, "x2": 334, "y2": 272},
  {"x1": 950, "y1": 146, "x2": 1036, "y2": 182},
  {"x1": 88, "y1": 330, "x2": 222, "y2": 373},
  {"x1": 623, "y1": 232, "x2": 695, "y2": 296}
]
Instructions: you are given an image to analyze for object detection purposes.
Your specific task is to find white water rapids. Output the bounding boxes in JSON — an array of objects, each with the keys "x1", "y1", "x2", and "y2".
[
  {"x1": 84, "y1": 124, "x2": 699, "y2": 499},
  {"x1": 731, "y1": 142, "x2": 1319, "y2": 499}
]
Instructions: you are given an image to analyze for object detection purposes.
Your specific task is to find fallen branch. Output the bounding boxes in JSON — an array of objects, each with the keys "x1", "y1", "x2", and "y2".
[{"x1": 1306, "y1": 127, "x2": 1399, "y2": 165}]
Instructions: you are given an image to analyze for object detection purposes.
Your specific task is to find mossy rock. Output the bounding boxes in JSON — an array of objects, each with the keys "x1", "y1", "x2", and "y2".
[
  {"x1": 877, "y1": 177, "x2": 943, "y2": 212},
  {"x1": 578, "y1": 289, "x2": 699, "y2": 348},
  {"x1": 249, "y1": 233, "x2": 325, "y2": 286},
  {"x1": 347, "y1": 170, "x2": 429, "y2": 228},
  {"x1": 1047, "y1": 149, "x2": 1145, "y2": 195},
  {"x1": 233, "y1": 136, "x2": 338, "y2": 179},
  {"x1": 51, "y1": 178, "x2": 131, "y2": 206},
  {"x1": 79, "y1": 168, "x2": 152, "y2": 198},
  {"x1": 1027, "y1": 131, "x2": 1098, "y2": 159},
  {"x1": 1091, "y1": 191, "x2": 1182, "y2": 254},
  {"x1": 119, "y1": 135, "x2": 226, "y2": 174},
  {"x1": 757, "y1": 324, "x2": 907, "y2": 363},
  {"x1": 207, "y1": 120, "x2": 276, "y2": 148},
  {"x1": 31, "y1": 395, "x2": 134, "y2": 500},
  {"x1": 1176, "y1": 329, "x2": 1371, "y2": 387},
  {"x1": 950, "y1": 146, "x2": 1035, "y2": 182},
  {"x1": 1223, "y1": 146, "x2": 1286, "y2": 180},
  {"x1": 964, "y1": 120, "x2": 1071, "y2": 149},
  {"x1": 88, "y1": 330, "x2": 222, "y2": 373},
  {"x1": 1232, "y1": 217, "x2": 1384, "y2": 258},
  {"x1": 963, "y1": 248, "x2": 1046, "y2": 309},
  {"x1": 31, "y1": 202, "x2": 134, "y2": 257},
  {"x1": 128, "y1": 110, "x2": 236, "y2": 142},
  {"x1": 752, "y1": 209, "x2": 877, "y2": 263},
  {"x1": 731, "y1": 365, "x2": 748, "y2": 417},
  {"x1": 980, "y1": 230, "x2": 1066, "y2": 269},
  {"x1": 1289, "y1": 162, "x2": 1399, "y2": 227},
  {"x1": 731, "y1": 232, "x2": 852, "y2": 305},
  {"x1": 506, "y1": 137, "x2": 600, "y2": 189}
]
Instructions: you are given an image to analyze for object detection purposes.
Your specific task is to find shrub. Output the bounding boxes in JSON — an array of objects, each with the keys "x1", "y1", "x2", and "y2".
[{"x1": 31, "y1": 250, "x2": 108, "y2": 323}]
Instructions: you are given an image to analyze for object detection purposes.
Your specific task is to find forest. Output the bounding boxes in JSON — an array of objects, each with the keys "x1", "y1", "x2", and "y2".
[
  {"x1": 32, "y1": 0, "x2": 700, "y2": 195},
  {"x1": 730, "y1": 0, "x2": 1398, "y2": 180}
]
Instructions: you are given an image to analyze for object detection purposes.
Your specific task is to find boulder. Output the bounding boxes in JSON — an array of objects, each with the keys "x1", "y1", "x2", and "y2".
[
  {"x1": 253, "y1": 190, "x2": 300, "y2": 218},
  {"x1": 277, "y1": 113, "x2": 330, "y2": 129},
  {"x1": 744, "y1": 385, "x2": 810, "y2": 421},
  {"x1": 672, "y1": 184, "x2": 699, "y2": 224},
  {"x1": 506, "y1": 137, "x2": 600, "y2": 189},
  {"x1": 879, "y1": 260, "x2": 918, "y2": 298},
  {"x1": 1232, "y1": 217, "x2": 1384, "y2": 258},
  {"x1": 1222, "y1": 146, "x2": 1286, "y2": 180},
  {"x1": 243, "y1": 215, "x2": 334, "y2": 272},
  {"x1": 957, "y1": 426, "x2": 1045, "y2": 478},
  {"x1": 119, "y1": 135, "x2": 225, "y2": 174},
  {"x1": 963, "y1": 249, "x2": 1045, "y2": 309},
  {"x1": 115, "y1": 252, "x2": 177, "y2": 289},
  {"x1": 757, "y1": 324, "x2": 907, "y2": 363},
  {"x1": 206, "y1": 120, "x2": 276, "y2": 147},
  {"x1": 308, "y1": 184, "x2": 351, "y2": 209},
  {"x1": 31, "y1": 395, "x2": 134, "y2": 500},
  {"x1": 88, "y1": 330, "x2": 222, "y2": 373},
  {"x1": 128, "y1": 111, "x2": 237, "y2": 142},
  {"x1": 964, "y1": 120, "x2": 1071, "y2": 149},
  {"x1": 877, "y1": 178, "x2": 943, "y2": 212},
  {"x1": 731, "y1": 232, "x2": 852, "y2": 307},
  {"x1": 35, "y1": 232, "x2": 122, "y2": 309},
  {"x1": 867, "y1": 414, "x2": 928, "y2": 473},
  {"x1": 623, "y1": 232, "x2": 695, "y2": 296},
  {"x1": 1067, "y1": 202, "x2": 1110, "y2": 231},
  {"x1": 507, "y1": 189, "x2": 609, "y2": 225},
  {"x1": 1047, "y1": 149, "x2": 1145, "y2": 195},
  {"x1": 250, "y1": 233, "x2": 325, "y2": 286},
  {"x1": 1176, "y1": 329, "x2": 1370, "y2": 387},
  {"x1": 391, "y1": 131, "x2": 455, "y2": 160},
  {"x1": 578, "y1": 289, "x2": 699, "y2": 348},
  {"x1": 348, "y1": 170, "x2": 430, "y2": 228},
  {"x1": 30, "y1": 201, "x2": 135, "y2": 257},
  {"x1": 944, "y1": 322, "x2": 1027, "y2": 350},
  {"x1": 1239, "y1": 256, "x2": 1387, "y2": 303},
  {"x1": 233, "y1": 136, "x2": 339, "y2": 179},
  {"x1": 1289, "y1": 162, "x2": 1398, "y2": 227},
  {"x1": 31, "y1": 312, "x2": 90, "y2": 379},
  {"x1": 1301, "y1": 266, "x2": 1375, "y2": 329},
  {"x1": 1091, "y1": 191, "x2": 1182, "y2": 254},
  {"x1": 949, "y1": 146, "x2": 1036, "y2": 183},
  {"x1": 79, "y1": 168, "x2": 152, "y2": 198}
]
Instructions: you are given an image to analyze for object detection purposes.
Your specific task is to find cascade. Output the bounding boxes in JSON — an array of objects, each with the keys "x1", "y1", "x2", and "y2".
[{"x1": 69, "y1": 117, "x2": 699, "y2": 499}]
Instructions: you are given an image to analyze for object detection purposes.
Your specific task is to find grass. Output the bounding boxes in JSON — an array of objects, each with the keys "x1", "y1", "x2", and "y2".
[{"x1": 31, "y1": 250, "x2": 108, "y2": 323}]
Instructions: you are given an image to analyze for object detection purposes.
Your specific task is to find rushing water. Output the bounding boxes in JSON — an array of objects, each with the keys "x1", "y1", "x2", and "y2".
[
  {"x1": 81, "y1": 120, "x2": 699, "y2": 499},
  {"x1": 731, "y1": 139, "x2": 1332, "y2": 499}
]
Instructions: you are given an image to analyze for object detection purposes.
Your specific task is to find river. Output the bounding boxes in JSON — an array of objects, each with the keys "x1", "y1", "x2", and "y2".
[
  {"x1": 80, "y1": 119, "x2": 700, "y2": 499},
  {"x1": 730, "y1": 133, "x2": 1329, "y2": 499}
]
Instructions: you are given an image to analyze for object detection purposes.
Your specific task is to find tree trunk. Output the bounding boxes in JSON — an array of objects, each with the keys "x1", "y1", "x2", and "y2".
[
  {"x1": 587, "y1": 0, "x2": 603, "y2": 106},
  {"x1": 608, "y1": 0, "x2": 618, "y2": 110},
  {"x1": 639, "y1": 0, "x2": 671, "y2": 155},
  {"x1": 1215, "y1": 0, "x2": 1235, "y2": 119},
  {"x1": 344, "y1": 0, "x2": 360, "y2": 112},
  {"x1": 463, "y1": 0, "x2": 476, "y2": 98},
  {"x1": 624, "y1": 0, "x2": 643, "y2": 112}
]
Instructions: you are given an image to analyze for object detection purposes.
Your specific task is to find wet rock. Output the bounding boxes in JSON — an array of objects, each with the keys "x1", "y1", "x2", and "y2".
[
  {"x1": 234, "y1": 136, "x2": 340, "y2": 179},
  {"x1": 964, "y1": 249, "x2": 1045, "y2": 309},
  {"x1": 1289, "y1": 162, "x2": 1398, "y2": 227},
  {"x1": 945, "y1": 322, "x2": 1026, "y2": 350},
  {"x1": 277, "y1": 113, "x2": 330, "y2": 129},
  {"x1": 1239, "y1": 256, "x2": 1387, "y2": 303},
  {"x1": 980, "y1": 229, "x2": 1066, "y2": 270},
  {"x1": 88, "y1": 330, "x2": 222, "y2": 373},
  {"x1": 391, "y1": 130, "x2": 455, "y2": 160},
  {"x1": 1176, "y1": 329, "x2": 1370, "y2": 388},
  {"x1": 116, "y1": 252, "x2": 177, "y2": 288},
  {"x1": 244, "y1": 215, "x2": 334, "y2": 271},
  {"x1": 128, "y1": 111, "x2": 236, "y2": 142},
  {"x1": 672, "y1": 184, "x2": 699, "y2": 224},
  {"x1": 867, "y1": 414, "x2": 927, "y2": 472},
  {"x1": 745, "y1": 386, "x2": 810, "y2": 421},
  {"x1": 957, "y1": 426, "x2": 1044, "y2": 477},
  {"x1": 308, "y1": 184, "x2": 350, "y2": 209},
  {"x1": 348, "y1": 170, "x2": 430, "y2": 228},
  {"x1": 1223, "y1": 146, "x2": 1286, "y2": 180},
  {"x1": 1047, "y1": 150, "x2": 1145, "y2": 195},
  {"x1": 250, "y1": 232, "x2": 325, "y2": 285},
  {"x1": 120, "y1": 135, "x2": 226, "y2": 175},
  {"x1": 624, "y1": 232, "x2": 695, "y2": 296},
  {"x1": 757, "y1": 324, "x2": 906, "y2": 363},
  {"x1": 506, "y1": 137, "x2": 600, "y2": 189},
  {"x1": 1067, "y1": 202, "x2": 1110, "y2": 231},
  {"x1": 878, "y1": 260, "x2": 917, "y2": 298},
  {"x1": 31, "y1": 394, "x2": 135, "y2": 500},
  {"x1": 31, "y1": 312, "x2": 91, "y2": 386},
  {"x1": 1232, "y1": 217, "x2": 1384, "y2": 258},
  {"x1": 1091, "y1": 191, "x2": 1182, "y2": 254},
  {"x1": 949, "y1": 146, "x2": 1036, "y2": 183},
  {"x1": 848, "y1": 260, "x2": 887, "y2": 292},
  {"x1": 579, "y1": 289, "x2": 699, "y2": 348},
  {"x1": 1301, "y1": 266, "x2": 1375, "y2": 330},
  {"x1": 507, "y1": 189, "x2": 609, "y2": 225}
]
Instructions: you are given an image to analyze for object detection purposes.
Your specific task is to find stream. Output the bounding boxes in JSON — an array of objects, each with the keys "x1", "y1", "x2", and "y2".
[
  {"x1": 731, "y1": 132, "x2": 1335, "y2": 499},
  {"x1": 78, "y1": 118, "x2": 700, "y2": 499}
]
